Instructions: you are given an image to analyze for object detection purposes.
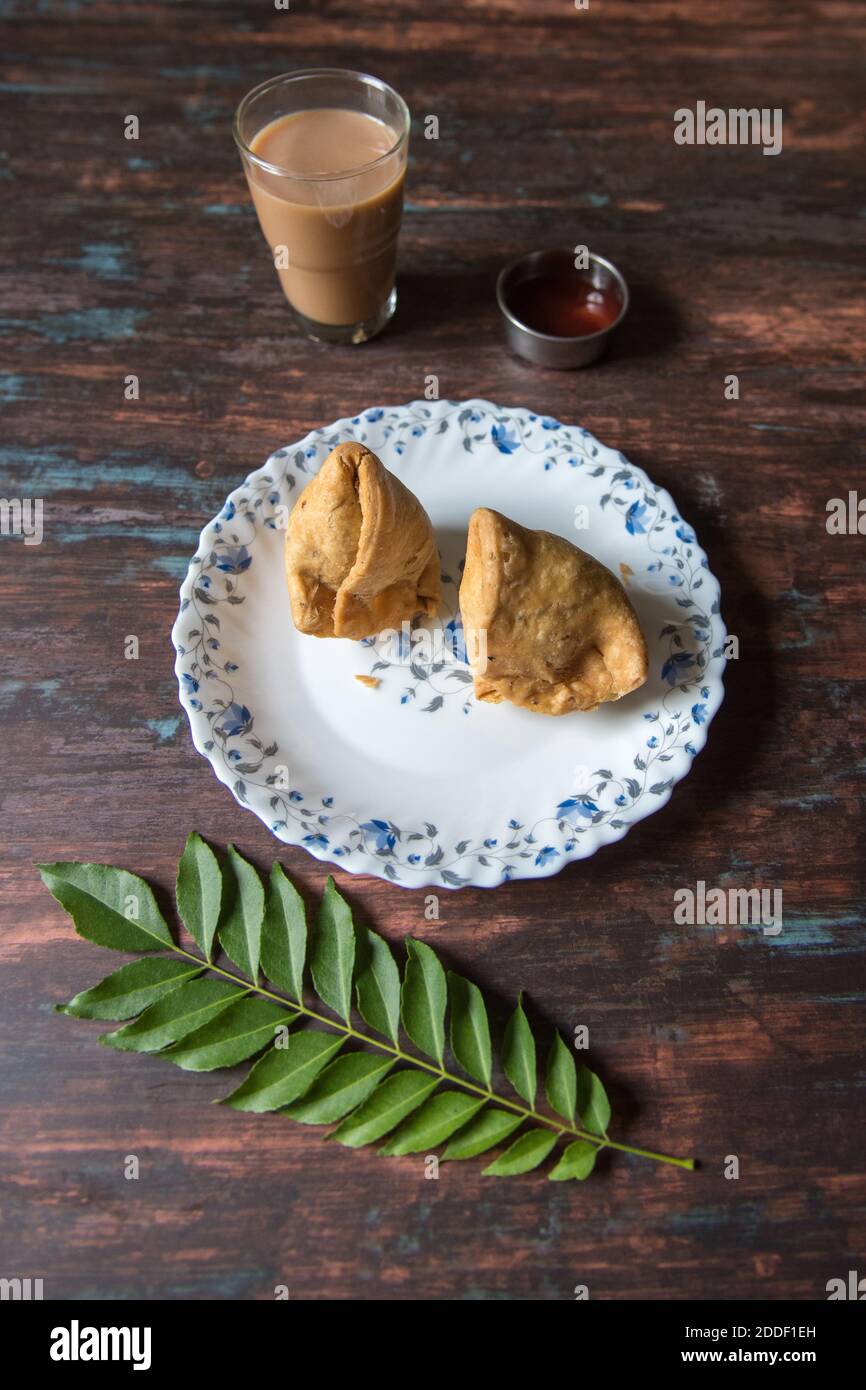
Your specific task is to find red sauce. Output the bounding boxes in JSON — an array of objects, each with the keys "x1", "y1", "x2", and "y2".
[{"x1": 505, "y1": 272, "x2": 622, "y2": 338}]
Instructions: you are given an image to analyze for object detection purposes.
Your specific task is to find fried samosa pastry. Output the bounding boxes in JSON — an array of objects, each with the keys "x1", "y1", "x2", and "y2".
[
  {"x1": 285, "y1": 441, "x2": 441, "y2": 639},
  {"x1": 459, "y1": 508, "x2": 648, "y2": 715}
]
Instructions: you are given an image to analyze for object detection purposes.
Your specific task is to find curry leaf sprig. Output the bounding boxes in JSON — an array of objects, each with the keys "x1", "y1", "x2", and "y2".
[{"x1": 38, "y1": 834, "x2": 695, "y2": 1180}]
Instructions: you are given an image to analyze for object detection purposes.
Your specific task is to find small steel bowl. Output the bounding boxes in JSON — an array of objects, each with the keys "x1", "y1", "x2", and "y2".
[{"x1": 496, "y1": 248, "x2": 629, "y2": 369}]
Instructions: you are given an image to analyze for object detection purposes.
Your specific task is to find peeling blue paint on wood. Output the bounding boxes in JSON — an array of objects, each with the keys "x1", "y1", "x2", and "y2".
[
  {"x1": 145, "y1": 716, "x2": 182, "y2": 742},
  {"x1": 0, "y1": 308, "x2": 146, "y2": 342}
]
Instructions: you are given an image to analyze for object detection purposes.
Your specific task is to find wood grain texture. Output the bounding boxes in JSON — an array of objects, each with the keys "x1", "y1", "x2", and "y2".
[{"x1": 0, "y1": 0, "x2": 864, "y2": 1301}]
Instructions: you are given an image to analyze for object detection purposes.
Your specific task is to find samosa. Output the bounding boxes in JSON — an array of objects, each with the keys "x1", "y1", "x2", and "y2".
[
  {"x1": 459, "y1": 507, "x2": 648, "y2": 715},
  {"x1": 285, "y1": 441, "x2": 441, "y2": 639}
]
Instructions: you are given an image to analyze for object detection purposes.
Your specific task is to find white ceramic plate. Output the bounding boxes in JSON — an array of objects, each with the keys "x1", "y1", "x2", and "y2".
[{"x1": 172, "y1": 399, "x2": 726, "y2": 890}]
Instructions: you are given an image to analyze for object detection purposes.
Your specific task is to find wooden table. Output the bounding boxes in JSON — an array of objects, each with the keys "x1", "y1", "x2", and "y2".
[{"x1": 1, "y1": 0, "x2": 863, "y2": 1301}]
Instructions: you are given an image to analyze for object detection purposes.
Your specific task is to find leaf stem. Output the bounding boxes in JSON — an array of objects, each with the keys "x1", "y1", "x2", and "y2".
[{"x1": 172, "y1": 945, "x2": 695, "y2": 1171}]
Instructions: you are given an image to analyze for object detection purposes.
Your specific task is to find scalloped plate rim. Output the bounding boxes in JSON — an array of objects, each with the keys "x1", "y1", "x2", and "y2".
[{"x1": 171, "y1": 398, "x2": 726, "y2": 890}]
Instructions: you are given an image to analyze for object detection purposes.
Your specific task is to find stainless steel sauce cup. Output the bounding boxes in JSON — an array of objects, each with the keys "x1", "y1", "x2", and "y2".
[{"x1": 496, "y1": 248, "x2": 630, "y2": 369}]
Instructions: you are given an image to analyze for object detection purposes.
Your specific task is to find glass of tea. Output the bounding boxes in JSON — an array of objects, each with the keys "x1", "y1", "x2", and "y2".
[{"x1": 233, "y1": 69, "x2": 410, "y2": 344}]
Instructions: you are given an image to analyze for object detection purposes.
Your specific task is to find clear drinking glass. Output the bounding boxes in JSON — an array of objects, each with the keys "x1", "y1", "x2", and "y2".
[{"x1": 233, "y1": 69, "x2": 410, "y2": 344}]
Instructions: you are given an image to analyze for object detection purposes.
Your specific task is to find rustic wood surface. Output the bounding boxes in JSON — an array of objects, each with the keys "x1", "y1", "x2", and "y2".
[{"x1": 1, "y1": 0, "x2": 864, "y2": 1302}]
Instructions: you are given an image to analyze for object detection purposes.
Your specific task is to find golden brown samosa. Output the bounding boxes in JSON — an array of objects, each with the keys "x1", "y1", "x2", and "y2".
[
  {"x1": 459, "y1": 508, "x2": 648, "y2": 715},
  {"x1": 285, "y1": 441, "x2": 441, "y2": 639}
]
